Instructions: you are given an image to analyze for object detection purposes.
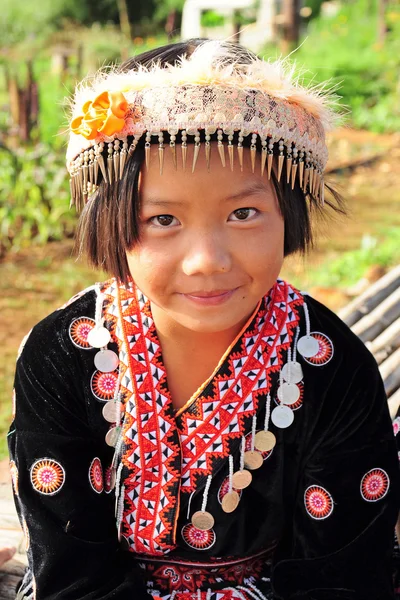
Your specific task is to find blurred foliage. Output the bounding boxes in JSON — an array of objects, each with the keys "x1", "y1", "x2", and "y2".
[
  {"x1": 289, "y1": 0, "x2": 400, "y2": 133},
  {"x1": 201, "y1": 11, "x2": 226, "y2": 28},
  {"x1": 0, "y1": 144, "x2": 75, "y2": 255},
  {"x1": 301, "y1": 228, "x2": 400, "y2": 288}
]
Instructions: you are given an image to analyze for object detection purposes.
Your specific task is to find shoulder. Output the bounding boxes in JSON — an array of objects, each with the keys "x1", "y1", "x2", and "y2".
[
  {"x1": 16, "y1": 281, "x2": 108, "y2": 364},
  {"x1": 302, "y1": 292, "x2": 378, "y2": 375}
]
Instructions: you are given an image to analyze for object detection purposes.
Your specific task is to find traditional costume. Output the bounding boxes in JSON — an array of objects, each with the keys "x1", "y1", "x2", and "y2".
[{"x1": 8, "y1": 41, "x2": 400, "y2": 599}]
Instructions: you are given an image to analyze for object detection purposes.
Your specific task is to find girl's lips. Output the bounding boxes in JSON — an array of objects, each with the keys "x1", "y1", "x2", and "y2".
[{"x1": 182, "y1": 288, "x2": 238, "y2": 306}]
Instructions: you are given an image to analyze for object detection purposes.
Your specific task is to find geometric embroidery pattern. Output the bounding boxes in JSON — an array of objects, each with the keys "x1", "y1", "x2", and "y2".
[
  {"x1": 303, "y1": 332, "x2": 334, "y2": 366},
  {"x1": 101, "y1": 278, "x2": 303, "y2": 556},
  {"x1": 69, "y1": 317, "x2": 95, "y2": 349},
  {"x1": 137, "y1": 550, "x2": 268, "y2": 592},
  {"x1": 30, "y1": 458, "x2": 65, "y2": 496},
  {"x1": 89, "y1": 457, "x2": 104, "y2": 494},
  {"x1": 181, "y1": 523, "x2": 216, "y2": 551},
  {"x1": 304, "y1": 485, "x2": 334, "y2": 520},
  {"x1": 360, "y1": 468, "x2": 389, "y2": 502}
]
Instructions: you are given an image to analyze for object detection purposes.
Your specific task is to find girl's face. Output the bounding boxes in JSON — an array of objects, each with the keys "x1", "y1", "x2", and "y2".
[{"x1": 126, "y1": 144, "x2": 284, "y2": 335}]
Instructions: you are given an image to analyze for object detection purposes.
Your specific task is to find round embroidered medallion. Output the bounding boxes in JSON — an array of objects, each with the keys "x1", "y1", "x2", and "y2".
[
  {"x1": 303, "y1": 332, "x2": 334, "y2": 366},
  {"x1": 304, "y1": 485, "x2": 334, "y2": 520},
  {"x1": 89, "y1": 457, "x2": 104, "y2": 494},
  {"x1": 30, "y1": 459, "x2": 65, "y2": 495},
  {"x1": 91, "y1": 370, "x2": 119, "y2": 401},
  {"x1": 361, "y1": 468, "x2": 389, "y2": 502},
  {"x1": 22, "y1": 517, "x2": 30, "y2": 551},
  {"x1": 245, "y1": 430, "x2": 274, "y2": 460},
  {"x1": 275, "y1": 381, "x2": 304, "y2": 411},
  {"x1": 181, "y1": 523, "x2": 216, "y2": 550},
  {"x1": 218, "y1": 475, "x2": 243, "y2": 505},
  {"x1": 9, "y1": 460, "x2": 19, "y2": 496},
  {"x1": 69, "y1": 317, "x2": 96, "y2": 349}
]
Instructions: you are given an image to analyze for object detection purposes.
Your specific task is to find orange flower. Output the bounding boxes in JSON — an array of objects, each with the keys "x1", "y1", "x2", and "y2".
[{"x1": 71, "y1": 91, "x2": 129, "y2": 140}]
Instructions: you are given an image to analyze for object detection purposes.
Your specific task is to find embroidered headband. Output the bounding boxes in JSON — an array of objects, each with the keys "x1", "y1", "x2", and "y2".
[{"x1": 66, "y1": 40, "x2": 341, "y2": 210}]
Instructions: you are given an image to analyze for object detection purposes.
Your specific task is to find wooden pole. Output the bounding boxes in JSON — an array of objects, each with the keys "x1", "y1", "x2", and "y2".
[
  {"x1": 281, "y1": 0, "x2": 301, "y2": 54},
  {"x1": 378, "y1": 0, "x2": 388, "y2": 44},
  {"x1": 116, "y1": 0, "x2": 131, "y2": 41}
]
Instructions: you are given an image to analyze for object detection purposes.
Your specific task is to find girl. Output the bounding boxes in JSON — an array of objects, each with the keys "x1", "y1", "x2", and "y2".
[{"x1": 8, "y1": 39, "x2": 400, "y2": 600}]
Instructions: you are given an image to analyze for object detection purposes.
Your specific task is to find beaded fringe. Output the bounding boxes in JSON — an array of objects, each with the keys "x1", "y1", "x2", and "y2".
[{"x1": 69, "y1": 132, "x2": 325, "y2": 210}]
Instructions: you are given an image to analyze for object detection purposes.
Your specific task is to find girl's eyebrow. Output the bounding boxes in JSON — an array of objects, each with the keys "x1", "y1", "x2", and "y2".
[
  {"x1": 224, "y1": 182, "x2": 272, "y2": 202},
  {"x1": 144, "y1": 182, "x2": 271, "y2": 207}
]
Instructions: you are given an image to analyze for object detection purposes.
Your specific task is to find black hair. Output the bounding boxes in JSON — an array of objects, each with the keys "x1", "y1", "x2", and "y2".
[{"x1": 75, "y1": 39, "x2": 345, "y2": 285}]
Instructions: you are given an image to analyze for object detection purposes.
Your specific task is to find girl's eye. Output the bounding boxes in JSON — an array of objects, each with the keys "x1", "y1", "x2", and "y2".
[
  {"x1": 229, "y1": 208, "x2": 258, "y2": 221},
  {"x1": 150, "y1": 214, "x2": 179, "y2": 227}
]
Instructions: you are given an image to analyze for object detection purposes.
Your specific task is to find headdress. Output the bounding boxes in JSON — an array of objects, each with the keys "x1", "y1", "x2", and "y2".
[{"x1": 66, "y1": 40, "x2": 341, "y2": 210}]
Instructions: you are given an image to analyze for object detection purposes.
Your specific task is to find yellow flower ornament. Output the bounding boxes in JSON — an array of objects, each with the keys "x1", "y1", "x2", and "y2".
[{"x1": 71, "y1": 90, "x2": 129, "y2": 140}]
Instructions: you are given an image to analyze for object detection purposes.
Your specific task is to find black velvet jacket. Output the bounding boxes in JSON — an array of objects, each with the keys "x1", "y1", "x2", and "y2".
[{"x1": 7, "y1": 280, "x2": 400, "y2": 600}]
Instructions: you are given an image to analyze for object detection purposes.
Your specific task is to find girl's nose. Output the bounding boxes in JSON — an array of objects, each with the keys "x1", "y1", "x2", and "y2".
[{"x1": 181, "y1": 231, "x2": 231, "y2": 276}]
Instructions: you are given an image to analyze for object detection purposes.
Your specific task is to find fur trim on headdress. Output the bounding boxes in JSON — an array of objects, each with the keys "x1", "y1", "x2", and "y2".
[{"x1": 70, "y1": 40, "x2": 340, "y2": 130}]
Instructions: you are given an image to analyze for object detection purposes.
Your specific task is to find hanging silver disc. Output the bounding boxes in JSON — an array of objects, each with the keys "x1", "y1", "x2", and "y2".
[
  {"x1": 94, "y1": 349, "x2": 119, "y2": 372},
  {"x1": 271, "y1": 405, "x2": 294, "y2": 429},
  {"x1": 102, "y1": 401, "x2": 124, "y2": 423},
  {"x1": 105, "y1": 426, "x2": 120, "y2": 447},
  {"x1": 222, "y1": 490, "x2": 240, "y2": 513},
  {"x1": 243, "y1": 450, "x2": 263, "y2": 470},
  {"x1": 297, "y1": 335, "x2": 319, "y2": 358},
  {"x1": 232, "y1": 469, "x2": 252, "y2": 489},
  {"x1": 87, "y1": 326, "x2": 111, "y2": 349},
  {"x1": 254, "y1": 430, "x2": 276, "y2": 452},
  {"x1": 106, "y1": 467, "x2": 116, "y2": 492},
  {"x1": 277, "y1": 382, "x2": 300, "y2": 406},
  {"x1": 281, "y1": 361, "x2": 303, "y2": 384},
  {"x1": 191, "y1": 510, "x2": 215, "y2": 531}
]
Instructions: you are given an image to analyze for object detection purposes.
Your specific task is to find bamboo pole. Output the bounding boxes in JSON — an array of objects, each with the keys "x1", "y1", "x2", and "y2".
[
  {"x1": 350, "y1": 287, "x2": 400, "y2": 342},
  {"x1": 367, "y1": 317, "x2": 400, "y2": 365},
  {"x1": 339, "y1": 265, "x2": 400, "y2": 327},
  {"x1": 379, "y1": 346, "x2": 400, "y2": 399}
]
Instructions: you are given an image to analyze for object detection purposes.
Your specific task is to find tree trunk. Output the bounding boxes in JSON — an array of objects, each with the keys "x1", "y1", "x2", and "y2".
[
  {"x1": 232, "y1": 10, "x2": 242, "y2": 44},
  {"x1": 281, "y1": 0, "x2": 301, "y2": 54},
  {"x1": 116, "y1": 0, "x2": 131, "y2": 40},
  {"x1": 378, "y1": 0, "x2": 388, "y2": 43},
  {"x1": 166, "y1": 9, "x2": 177, "y2": 38}
]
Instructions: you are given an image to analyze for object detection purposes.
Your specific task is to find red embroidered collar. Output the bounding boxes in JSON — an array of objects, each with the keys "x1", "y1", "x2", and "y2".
[{"x1": 102, "y1": 279, "x2": 303, "y2": 555}]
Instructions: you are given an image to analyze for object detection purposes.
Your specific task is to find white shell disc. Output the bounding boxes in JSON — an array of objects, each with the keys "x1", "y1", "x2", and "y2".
[
  {"x1": 271, "y1": 405, "x2": 294, "y2": 429},
  {"x1": 297, "y1": 335, "x2": 319, "y2": 358},
  {"x1": 94, "y1": 349, "x2": 119, "y2": 372},
  {"x1": 105, "y1": 427, "x2": 120, "y2": 447},
  {"x1": 281, "y1": 361, "x2": 303, "y2": 384},
  {"x1": 87, "y1": 326, "x2": 111, "y2": 349},
  {"x1": 243, "y1": 450, "x2": 263, "y2": 470},
  {"x1": 232, "y1": 469, "x2": 252, "y2": 490},
  {"x1": 102, "y1": 401, "x2": 124, "y2": 423},
  {"x1": 221, "y1": 490, "x2": 240, "y2": 513},
  {"x1": 191, "y1": 510, "x2": 215, "y2": 531},
  {"x1": 277, "y1": 382, "x2": 300, "y2": 406}
]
